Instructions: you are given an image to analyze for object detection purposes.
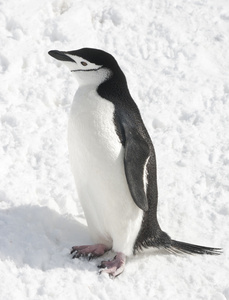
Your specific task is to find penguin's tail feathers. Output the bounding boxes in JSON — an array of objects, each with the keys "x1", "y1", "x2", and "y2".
[{"x1": 167, "y1": 239, "x2": 222, "y2": 255}]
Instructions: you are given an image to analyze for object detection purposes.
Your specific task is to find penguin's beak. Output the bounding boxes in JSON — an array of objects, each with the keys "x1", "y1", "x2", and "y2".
[{"x1": 48, "y1": 50, "x2": 75, "y2": 62}]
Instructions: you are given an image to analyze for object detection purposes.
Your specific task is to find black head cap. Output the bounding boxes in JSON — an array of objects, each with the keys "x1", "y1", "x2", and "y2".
[
  {"x1": 68, "y1": 48, "x2": 118, "y2": 68},
  {"x1": 53, "y1": 48, "x2": 120, "y2": 71}
]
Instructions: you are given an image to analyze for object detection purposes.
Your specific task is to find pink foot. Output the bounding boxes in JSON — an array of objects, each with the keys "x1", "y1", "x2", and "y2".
[
  {"x1": 71, "y1": 244, "x2": 110, "y2": 260},
  {"x1": 98, "y1": 252, "x2": 126, "y2": 278}
]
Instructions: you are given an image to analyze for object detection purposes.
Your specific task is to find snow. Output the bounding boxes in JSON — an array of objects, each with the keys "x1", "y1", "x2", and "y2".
[{"x1": 0, "y1": 0, "x2": 229, "y2": 298}]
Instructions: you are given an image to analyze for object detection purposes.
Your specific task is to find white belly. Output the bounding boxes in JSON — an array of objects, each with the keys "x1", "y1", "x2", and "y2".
[{"x1": 68, "y1": 86, "x2": 143, "y2": 256}]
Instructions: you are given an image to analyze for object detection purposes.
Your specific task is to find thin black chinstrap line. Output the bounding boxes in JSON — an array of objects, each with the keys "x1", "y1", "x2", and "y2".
[{"x1": 71, "y1": 66, "x2": 103, "y2": 72}]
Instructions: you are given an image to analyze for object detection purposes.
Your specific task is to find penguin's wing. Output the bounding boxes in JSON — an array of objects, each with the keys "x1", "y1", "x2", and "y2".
[{"x1": 123, "y1": 125, "x2": 150, "y2": 212}]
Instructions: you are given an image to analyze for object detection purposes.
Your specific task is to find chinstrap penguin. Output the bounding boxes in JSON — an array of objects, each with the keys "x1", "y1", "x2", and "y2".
[{"x1": 48, "y1": 48, "x2": 222, "y2": 277}]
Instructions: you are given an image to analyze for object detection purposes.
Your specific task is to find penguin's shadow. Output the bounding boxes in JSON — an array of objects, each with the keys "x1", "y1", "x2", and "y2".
[{"x1": 0, "y1": 205, "x2": 93, "y2": 271}]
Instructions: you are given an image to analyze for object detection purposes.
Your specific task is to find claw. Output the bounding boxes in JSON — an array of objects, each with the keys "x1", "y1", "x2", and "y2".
[
  {"x1": 72, "y1": 252, "x2": 82, "y2": 259},
  {"x1": 88, "y1": 253, "x2": 94, "y2": 261},
  {"x1": 97, "y1": 262, "x2": 106, "y2": 269},
  {"x1": 71, "y1": 247, "x2": 77, "y2": 255}
]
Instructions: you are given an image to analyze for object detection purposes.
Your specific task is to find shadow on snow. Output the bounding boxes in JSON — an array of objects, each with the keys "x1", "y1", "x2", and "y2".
[{"x1": 0, "y1": 205, "x2": 93, "y2": 271}]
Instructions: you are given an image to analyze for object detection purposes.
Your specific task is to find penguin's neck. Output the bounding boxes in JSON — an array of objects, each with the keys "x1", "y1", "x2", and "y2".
[
  {"x1": 72, "y1": 83, "x2": 111, "y2": 118},
  {"x1": 73, "y1": 84, "x2": 99, "y2": 109},
  {"x1": 97, "y1": 72, "x2": 132, "y2": 106},
  {"x1": 77, "y1": 84, "x2": 98, "y2": 93},
  {"x1": 72, "y1": 67, "x2": 112, "y2": 88}
]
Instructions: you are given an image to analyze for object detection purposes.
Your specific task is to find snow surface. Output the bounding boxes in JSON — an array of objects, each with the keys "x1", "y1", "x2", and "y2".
[{"x1": 0, "y1": 0, "x2": 229, "y2": 299}]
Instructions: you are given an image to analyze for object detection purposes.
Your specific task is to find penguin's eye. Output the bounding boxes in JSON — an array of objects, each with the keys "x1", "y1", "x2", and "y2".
[{"x1": 81, "y1": 61, "x2": 87, "y2": 66}]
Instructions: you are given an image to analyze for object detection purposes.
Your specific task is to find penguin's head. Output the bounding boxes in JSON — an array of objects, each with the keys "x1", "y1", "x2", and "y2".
[{"x1": 48, "y1": 48, "x2": 120, "y2": 86}]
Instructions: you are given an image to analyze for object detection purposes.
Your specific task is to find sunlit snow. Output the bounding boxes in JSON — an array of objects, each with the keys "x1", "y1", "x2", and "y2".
[{"x1": 0, "y1": 0, "x2": 228, "y2": 299}]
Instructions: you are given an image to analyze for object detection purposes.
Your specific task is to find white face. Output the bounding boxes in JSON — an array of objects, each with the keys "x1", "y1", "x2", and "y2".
[{"x1": 62, "y1": 54, "x2": 112, "y2": 86}]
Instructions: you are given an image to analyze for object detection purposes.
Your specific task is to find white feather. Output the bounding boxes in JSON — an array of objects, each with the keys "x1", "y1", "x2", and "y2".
[
  {"x1": 143, "y1": 156, "x2": 149, "y2": 194},
  {"x1": 68, "y1": 82, "x2": 143, "y2": 256}
]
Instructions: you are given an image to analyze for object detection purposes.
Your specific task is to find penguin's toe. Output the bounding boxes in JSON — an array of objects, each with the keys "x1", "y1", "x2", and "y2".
[
  {"x1": 71, "y1": 244, "x2": 110, "y2": 260},
  {"x1": 98, "y1": 252, "x2": 126, "y2": 278}
]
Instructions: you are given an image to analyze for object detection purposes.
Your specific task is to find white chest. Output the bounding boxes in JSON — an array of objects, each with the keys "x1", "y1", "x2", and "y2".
[
  {"x1": 68, "y1": 86, "x2": 122, "y2": 175},
  {"x1": 67, "y1": 86, "x2": 143, "y2": 256}
]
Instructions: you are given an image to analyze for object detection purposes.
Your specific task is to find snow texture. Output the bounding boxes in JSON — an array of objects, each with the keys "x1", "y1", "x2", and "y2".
[{"x1": 0, "y1": 0, "x2": 229, "y2": 299}]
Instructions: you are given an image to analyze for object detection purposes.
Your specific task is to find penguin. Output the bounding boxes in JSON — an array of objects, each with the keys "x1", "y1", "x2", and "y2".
[{"x1": 48, "y1": 48, "x2": 222, "y2": 277}]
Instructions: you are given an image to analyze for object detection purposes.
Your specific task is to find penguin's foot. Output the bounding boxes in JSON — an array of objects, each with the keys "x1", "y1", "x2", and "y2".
[
  {"x1": 98, "y1": 252, "x2": 126, "y2": 278},
  {"x1": 71, "y1": 244, "x2": 110, "y2": 260}
]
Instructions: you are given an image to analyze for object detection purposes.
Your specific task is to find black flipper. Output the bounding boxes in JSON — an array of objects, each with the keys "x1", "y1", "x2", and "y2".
[
  {"x1": 123, "y1": 124, "x2": 150, "y2": 212},
  {"x1": 168, "y1": 240, "x2": 222, "y2": 255}
]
